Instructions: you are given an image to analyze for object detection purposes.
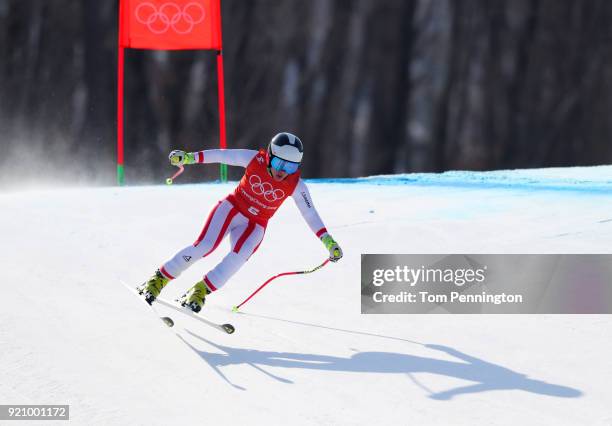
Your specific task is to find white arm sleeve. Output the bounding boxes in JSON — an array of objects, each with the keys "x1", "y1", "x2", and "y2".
[
  {"x1": 292, "y1": 179, "x2": 328, "y2": 237},
  {"x1": 193, "y1": 149, "x2": 258, "y2": 167}
]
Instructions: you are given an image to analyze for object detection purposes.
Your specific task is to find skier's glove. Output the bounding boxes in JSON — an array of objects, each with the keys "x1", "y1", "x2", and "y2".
[
  {"x1": 169, "y1": 150, "x2": 196, "y2": 166},
  {"x1": 321, "y1": 234, "x2": 343, "y2": 262}
]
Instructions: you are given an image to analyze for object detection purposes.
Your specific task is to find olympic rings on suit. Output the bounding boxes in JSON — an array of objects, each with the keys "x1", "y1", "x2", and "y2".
[{"x1": 249, "y1": 175, "x2": 286, "y2": 202}]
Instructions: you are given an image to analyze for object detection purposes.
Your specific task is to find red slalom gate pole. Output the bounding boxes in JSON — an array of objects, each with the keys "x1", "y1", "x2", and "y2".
[
  {"x1": 232, "y1": 259, "x2": 331, "y2": 312},
  {"x1": 117, "y1": 48, "x2": 125, "y2": 185},
  {"x1": 217, "y1": 50, "x2": 228, "y2": 182}
]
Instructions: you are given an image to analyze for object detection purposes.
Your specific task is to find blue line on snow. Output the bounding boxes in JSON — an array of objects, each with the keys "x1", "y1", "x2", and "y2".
[{"x1": 305, "y1": 170, "x2": 612, "y2": 194}]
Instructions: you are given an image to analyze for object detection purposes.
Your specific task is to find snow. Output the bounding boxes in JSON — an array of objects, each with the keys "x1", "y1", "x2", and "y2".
[{"x1": 1, "y1": 166, "x2": 611, "y2": 425}]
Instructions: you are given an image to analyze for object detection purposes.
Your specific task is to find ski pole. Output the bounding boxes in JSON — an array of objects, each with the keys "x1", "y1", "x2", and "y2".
[
  {"x1": 166, "y1": 165, "x2": 185, "y2": 185},
  {"x1": 232, "y1": 259, "x2": 330, "y2": 312}
]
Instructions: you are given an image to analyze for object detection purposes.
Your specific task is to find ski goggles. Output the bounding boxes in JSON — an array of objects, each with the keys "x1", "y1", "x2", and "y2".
[{"x1": 270, "y1": 156, "x2": 300, "y2": 174}]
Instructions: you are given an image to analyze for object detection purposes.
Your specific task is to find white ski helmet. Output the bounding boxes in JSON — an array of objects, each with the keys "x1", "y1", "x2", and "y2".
[{"x1": 268, "y1": 132, "x2": 304, "y2": 163}]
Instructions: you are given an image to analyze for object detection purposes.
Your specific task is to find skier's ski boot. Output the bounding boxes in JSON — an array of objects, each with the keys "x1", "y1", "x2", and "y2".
[
  {"x1": 179, "y1": 281, "x2": 211, "y2": 313},
  {"x1": 137, "y1": 269, "x2": 169, "y2": 305}
]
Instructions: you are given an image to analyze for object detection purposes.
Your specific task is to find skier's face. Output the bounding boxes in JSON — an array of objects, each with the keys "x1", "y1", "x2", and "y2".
[
  {"x1": 270, "y1": 167, "x2": 289, "y2": 181},
  {"x1": 268, "y1": 155, "x2": 299, "y2": 181}
]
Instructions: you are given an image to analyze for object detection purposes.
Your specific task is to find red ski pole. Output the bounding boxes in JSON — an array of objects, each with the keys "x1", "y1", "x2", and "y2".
[
  {"x1": 166, "y1": 165, "x2": 185, "y2": 185},
  {"x1": 232, "y1": 259, "x2": 330, "y2": 312}
]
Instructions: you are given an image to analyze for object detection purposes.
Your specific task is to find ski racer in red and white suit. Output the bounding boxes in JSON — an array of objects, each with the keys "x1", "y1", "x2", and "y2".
[{"x1": 139, "y1": 134, "x2": 343, "y2": 312}]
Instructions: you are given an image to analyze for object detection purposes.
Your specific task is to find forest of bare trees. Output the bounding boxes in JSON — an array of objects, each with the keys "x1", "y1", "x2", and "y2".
[{"x1": 1, "y1": 0, "x2": 611, "y2": 184}]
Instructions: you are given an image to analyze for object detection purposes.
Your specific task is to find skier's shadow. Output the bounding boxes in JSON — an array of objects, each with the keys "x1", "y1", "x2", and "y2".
[{"x1": 181, "y1": 330, "x2": 582, "y2": 400}]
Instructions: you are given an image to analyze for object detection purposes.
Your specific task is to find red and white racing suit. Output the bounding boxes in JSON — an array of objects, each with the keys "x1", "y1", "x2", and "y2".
[{"x1": 159, "y1": 149, "x2": 328, "y2": 292}]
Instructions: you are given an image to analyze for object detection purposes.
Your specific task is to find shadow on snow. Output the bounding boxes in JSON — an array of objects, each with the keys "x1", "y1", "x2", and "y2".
[{"x1": 179, "y1": 327, "x2": 582, "y2": 400}]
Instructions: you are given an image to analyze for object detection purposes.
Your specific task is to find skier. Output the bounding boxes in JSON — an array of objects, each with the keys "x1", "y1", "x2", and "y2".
[{"x1": 138, "y1": 132, "x2": 343, "y2": 312}]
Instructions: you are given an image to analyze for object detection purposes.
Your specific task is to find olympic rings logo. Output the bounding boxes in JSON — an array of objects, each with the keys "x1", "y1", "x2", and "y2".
[
  {"x1": 135, "y1": 2, "x2": 206, "y2": 35},
  {"x1": 249, "y1": 175, "x2": 285, "y2": 202}
]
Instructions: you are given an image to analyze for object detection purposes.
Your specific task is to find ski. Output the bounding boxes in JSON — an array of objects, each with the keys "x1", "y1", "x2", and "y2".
[
  {"x1": 120, "y1": 280, "x2": 234, "y2": 334},
  {"x1": 155, "y1": 296, "x2": 235, "y2": 334},
  {"x1": 120, "y1": 280, "x2": 175, "y2": 327}
]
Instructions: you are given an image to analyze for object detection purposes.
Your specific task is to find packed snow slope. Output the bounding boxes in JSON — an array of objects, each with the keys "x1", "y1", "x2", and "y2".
[{"x1": 1, "y1": 166, "x2": 611, "y2": 426}]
